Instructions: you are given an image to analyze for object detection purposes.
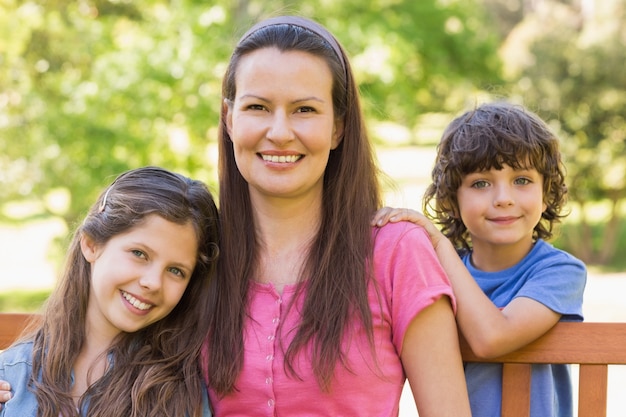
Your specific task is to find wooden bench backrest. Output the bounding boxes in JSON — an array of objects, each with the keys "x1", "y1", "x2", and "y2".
[
  {"x1": 460, "y1": 322, "x2": 626, "y2": 417},
  {"x1": 0, "y1": 313, "x2": 40, "y2": 350},
  {"x1": 2, "y1": 315, "x2": 626, "y2": 416}
]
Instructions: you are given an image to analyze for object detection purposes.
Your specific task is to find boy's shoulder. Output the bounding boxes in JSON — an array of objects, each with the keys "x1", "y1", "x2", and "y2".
[{"x1": 532, "y1": 239, "x2": 585, "y2": 268}]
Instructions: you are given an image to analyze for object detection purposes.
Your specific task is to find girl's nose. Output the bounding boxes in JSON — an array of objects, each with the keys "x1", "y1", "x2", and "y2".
[{"x1": 138, "y1": 269, "x2": 163, "y2": 291}]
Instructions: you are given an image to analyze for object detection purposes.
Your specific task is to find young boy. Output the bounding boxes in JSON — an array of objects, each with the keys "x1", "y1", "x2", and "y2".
[{"x1": 375, "y1": 102, "x2": 586, "y2": 417}]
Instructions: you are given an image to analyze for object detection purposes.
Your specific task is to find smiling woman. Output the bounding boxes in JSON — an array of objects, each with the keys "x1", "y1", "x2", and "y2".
[{"x1": 204, "y1": 15, "x2": 471, "y2": 417}]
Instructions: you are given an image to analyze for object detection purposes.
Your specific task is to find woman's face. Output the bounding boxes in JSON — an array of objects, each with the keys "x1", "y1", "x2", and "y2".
[{"x1": 226, "y1": 47, "x2": 343, "y2": 204}]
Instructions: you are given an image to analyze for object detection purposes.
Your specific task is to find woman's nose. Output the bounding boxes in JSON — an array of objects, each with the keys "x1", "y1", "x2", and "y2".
[{"x1": 266, "y1": 112, "x2": 295, "y2": 144}]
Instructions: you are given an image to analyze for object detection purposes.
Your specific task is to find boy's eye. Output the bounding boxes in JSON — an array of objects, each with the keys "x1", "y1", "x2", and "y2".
[
  {"x1": 514, "y1": 177, "x2": 532, "y2": 185},
  {"x1": 471, "y1": 180, "x2": 489, "y2": 189}
]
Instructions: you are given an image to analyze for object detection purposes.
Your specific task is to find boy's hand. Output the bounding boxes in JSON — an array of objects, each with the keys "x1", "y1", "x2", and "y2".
[{"x1": 372, "y1": 207, "x2": 447, "y2": 249}]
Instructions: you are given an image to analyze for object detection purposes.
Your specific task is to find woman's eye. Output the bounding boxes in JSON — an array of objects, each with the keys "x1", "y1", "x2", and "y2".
[
  {"x1": 247, "y1": 104, "x2": 265, "y2": 111},
  {"x1": 296, "y1": 106, "x2": 315, "y2": 113},
  {"x1": 132, "y1": 249, "x2": 147, "y2": 259}
]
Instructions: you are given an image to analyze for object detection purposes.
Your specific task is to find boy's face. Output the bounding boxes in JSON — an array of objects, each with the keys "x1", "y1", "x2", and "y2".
[{"x1": 457, "y1": 164, "x2": 547, "y2": 253}]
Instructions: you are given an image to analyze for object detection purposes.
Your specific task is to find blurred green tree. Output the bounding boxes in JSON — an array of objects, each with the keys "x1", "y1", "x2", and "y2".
[
  {"x1": 501, "y1": 0, "x2": 626, "y2": 264},
  {"x1": 0, "y1": 0, "x2": 501, "y2": 226}
]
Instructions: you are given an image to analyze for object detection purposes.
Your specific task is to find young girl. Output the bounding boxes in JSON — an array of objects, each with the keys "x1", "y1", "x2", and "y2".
[
  {"x1": 204, "y1": 15, "x2": 470, "y2": 416},
  {"x1": 0, "y1": 166, "x2": 218, "y2": 417},
  {"x1": 375, "y1": 102, "x2": 587, "y2": 417}
]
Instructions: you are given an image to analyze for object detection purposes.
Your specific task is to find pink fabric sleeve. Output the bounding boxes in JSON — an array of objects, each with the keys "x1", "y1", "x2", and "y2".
[{"x1": 372, "y1": 221, "x2": 456, "y2": 353}]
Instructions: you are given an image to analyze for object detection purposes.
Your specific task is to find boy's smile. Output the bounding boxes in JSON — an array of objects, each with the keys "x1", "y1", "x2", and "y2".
[{"x1": 457, "y1": 164, "x2": 547, "y2": 270}]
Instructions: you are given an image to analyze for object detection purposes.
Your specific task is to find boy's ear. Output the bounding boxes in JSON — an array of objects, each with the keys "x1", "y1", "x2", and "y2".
[{"x1": 80, "y1": 234, "x2": 98, "y2": 263}]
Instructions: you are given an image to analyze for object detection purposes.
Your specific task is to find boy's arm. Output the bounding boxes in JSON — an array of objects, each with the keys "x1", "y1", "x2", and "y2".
[{"x1": 373, "y1": 207, "x2": 561, "y2": 358}]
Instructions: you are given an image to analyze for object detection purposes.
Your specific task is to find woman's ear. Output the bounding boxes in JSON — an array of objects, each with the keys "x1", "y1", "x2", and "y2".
[
  {"x1": 223, "y1": 99, "x2": 234, "y2": 137},
  {"x1": 80, "y1": 234, "x2": 98, "y2": 263},
  {"x1": 331, "y1": 119, "x2": 344, "y2": 150}
]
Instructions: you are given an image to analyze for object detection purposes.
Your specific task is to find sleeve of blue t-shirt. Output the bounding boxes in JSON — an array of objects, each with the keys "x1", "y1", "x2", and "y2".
[
  {"x1": 464, "y1": 240, "x2": 586, "y2": 322},
  {"x1": 514, "y1": 240, "x2": 586, "y2": 321}
]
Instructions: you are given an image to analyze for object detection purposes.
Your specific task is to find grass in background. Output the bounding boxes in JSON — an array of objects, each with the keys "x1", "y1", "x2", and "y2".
[{"x1": 0, "y1": 289, "x2": 50, "y2": 313}]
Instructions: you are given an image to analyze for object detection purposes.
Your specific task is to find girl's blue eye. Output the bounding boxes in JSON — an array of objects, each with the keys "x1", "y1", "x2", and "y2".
[
  {"x1": 168, "y1": 267, "x2": 186, "y2": 279},
  {"x1": 132, "y1": 249, "x2": 146, "y2": 259}
]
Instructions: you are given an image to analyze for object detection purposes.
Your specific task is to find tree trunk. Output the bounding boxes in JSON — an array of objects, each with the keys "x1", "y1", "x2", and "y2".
[{"x1": 598, "y1": 198, "x2": 623, "y2": 264}]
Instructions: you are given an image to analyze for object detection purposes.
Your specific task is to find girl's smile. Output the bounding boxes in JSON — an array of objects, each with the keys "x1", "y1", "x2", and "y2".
[{"x1": 81, "y1": 214, "x2": 198, "y2": 340}]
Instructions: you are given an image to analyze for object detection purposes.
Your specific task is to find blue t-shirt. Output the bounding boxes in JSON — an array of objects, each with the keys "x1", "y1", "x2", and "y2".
[
  {"x1": 462, "y1": 239, "x2": 586, "y2": 417},
  {"x1": 0, "y1": 341, "x2": 212, "y2": 416}
]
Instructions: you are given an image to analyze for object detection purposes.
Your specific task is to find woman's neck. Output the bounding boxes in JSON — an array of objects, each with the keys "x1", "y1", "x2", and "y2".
[{"x1": 251, "y1": 193, "x2": 322, "y2": 293}]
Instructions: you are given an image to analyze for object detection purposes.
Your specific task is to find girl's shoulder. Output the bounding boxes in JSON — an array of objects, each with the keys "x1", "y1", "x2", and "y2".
[{"x1": 0, "y1": 341, "x2": 34, "y2": 368}]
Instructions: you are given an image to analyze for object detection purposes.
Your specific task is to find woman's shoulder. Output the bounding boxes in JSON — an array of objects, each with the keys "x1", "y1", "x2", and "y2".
[{"x1": 371, "y1": 221, "x2": 430, "y2": 245}]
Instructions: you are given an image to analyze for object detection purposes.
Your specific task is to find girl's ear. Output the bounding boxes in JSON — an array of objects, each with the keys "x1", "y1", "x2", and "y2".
[{"x1": 80, "y1": 234, "x2": 98, "y2": 263}]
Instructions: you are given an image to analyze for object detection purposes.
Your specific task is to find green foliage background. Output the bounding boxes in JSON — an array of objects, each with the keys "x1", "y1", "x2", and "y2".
[{"x1": 1, "y1": 0, "x2": 625, "y2": 268}]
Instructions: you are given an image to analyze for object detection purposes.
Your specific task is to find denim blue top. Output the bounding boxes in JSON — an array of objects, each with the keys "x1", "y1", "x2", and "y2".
[{"x1": 0, "y1": 341, "x2": 211, "y2": 416}]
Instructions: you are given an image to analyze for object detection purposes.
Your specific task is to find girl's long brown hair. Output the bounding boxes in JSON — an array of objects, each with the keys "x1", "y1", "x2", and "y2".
[
  {"x1": 207, "y1": 18, "x2": 381, "y2": 395},
  {"x1": 29, "y1": 166, "x2": 219, "y2": 417}
]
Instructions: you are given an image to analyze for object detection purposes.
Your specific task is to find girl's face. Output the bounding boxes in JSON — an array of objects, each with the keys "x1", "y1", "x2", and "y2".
[
  {"x1": 457, "y1": 164, "x2": 547, "y2": 252},
  {"x1": 226, "y1": 47, "x2": 343, "y2": 204},
  {"x1": 81, "y1": 214, "x2": 198, "y2": 341}
]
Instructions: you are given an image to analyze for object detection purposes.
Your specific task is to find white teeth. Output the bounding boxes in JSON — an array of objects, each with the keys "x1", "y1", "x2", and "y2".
[
  {"x1": 121, "y1": 291, "x2": 153, "y2": 311},
  {"x1": 261, "y1": 154, "x2": 300, "y2": 163}
]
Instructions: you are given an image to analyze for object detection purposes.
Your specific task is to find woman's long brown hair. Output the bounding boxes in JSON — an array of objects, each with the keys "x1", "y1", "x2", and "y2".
[
  {"x1": 28, "y1": 166, "x2": 219, "y2": 417},
  {"x1": 207, "y1": 18, "x2": 381, "y2": 395}
]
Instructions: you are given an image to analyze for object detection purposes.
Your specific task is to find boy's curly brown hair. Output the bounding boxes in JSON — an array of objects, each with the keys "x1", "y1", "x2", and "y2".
[{"x1": 423, "y1": 102, "x2": 567, "y2": 251}]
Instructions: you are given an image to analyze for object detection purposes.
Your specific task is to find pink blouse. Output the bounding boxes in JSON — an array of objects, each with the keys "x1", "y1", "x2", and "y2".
[{"x1": 207, "y1": 222, "x2": 455, "y2": 416}]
